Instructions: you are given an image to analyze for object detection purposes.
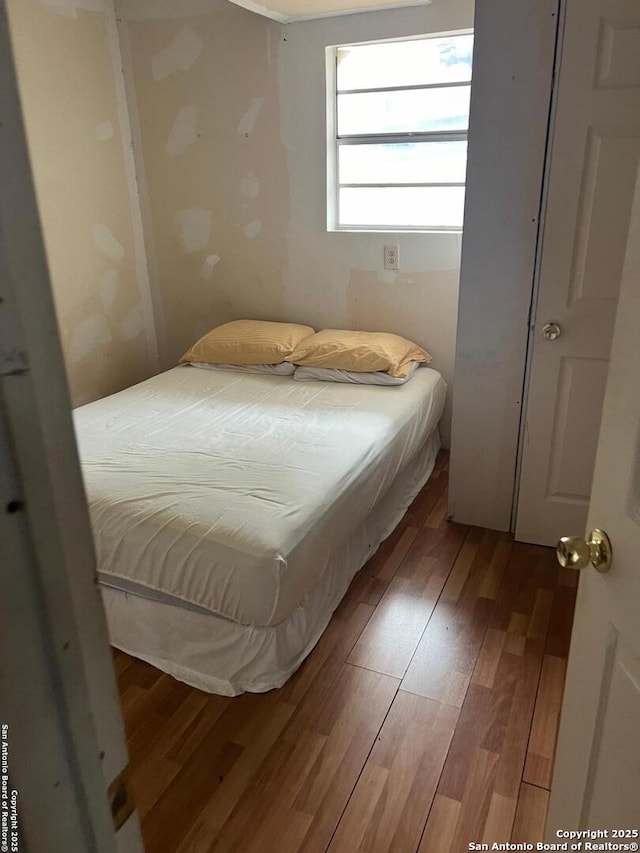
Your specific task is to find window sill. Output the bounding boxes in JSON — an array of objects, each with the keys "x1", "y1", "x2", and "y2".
[{"x1": 327, "y1": 226, "x2": 463, "y2": 235}]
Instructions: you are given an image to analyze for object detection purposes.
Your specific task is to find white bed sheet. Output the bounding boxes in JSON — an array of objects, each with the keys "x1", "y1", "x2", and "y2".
[
  {"x1": 102, "y1": 430, "x2": 441, "y2": 695},
  {"x1": 74, "y1": 365, "x2": 446, "y2": 627}
]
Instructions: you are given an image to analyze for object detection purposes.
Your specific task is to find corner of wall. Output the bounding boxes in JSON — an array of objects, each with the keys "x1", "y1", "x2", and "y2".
[{"x1": 113, "y1": 0, "x2": 167, "y2": 368}]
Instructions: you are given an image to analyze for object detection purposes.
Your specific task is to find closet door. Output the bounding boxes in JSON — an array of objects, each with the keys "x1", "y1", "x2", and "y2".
[{"x1": 516, "y1": 0, "x2": 640, "y2": 545}]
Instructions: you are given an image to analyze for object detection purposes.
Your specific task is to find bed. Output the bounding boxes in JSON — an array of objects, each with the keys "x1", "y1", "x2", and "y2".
[{"x1": 74, "y1": 364, "x2": 447, "y2": 695}]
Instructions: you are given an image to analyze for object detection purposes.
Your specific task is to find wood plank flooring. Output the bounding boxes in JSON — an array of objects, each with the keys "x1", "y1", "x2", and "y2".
[{"x1": 114, "y1": 452, "x2": 577, "y2": 853}]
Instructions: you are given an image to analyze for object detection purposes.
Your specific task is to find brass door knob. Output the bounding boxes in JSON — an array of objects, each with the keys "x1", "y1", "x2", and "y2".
[
  {"x1": 542, "y1": 322, "x2": 561, "y2": 341},
  {"x1": 556, "y1": 529, "x2": 612, "y2": 574}
]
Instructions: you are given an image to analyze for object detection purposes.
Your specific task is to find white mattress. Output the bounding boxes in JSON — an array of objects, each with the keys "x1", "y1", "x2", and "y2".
[
  {"x1": 74, "y1": 366, "x2": 446, "y2": 628},
  {"x1": 102, "y1": 432, "x2": 441, "y2": 696}
]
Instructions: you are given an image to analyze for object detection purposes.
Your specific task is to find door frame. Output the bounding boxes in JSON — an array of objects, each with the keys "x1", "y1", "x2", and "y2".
[
  {"x1": 448, "y1": 0, "x2": 560, "y2": 533},
  {"x1": 0, "y1": 5, "x2": 140, "y2": 849}
]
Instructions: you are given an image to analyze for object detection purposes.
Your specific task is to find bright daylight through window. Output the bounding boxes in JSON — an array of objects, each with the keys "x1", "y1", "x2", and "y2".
[{"x1": 330, "y1": 32, "x2": 473, "y2": 231}]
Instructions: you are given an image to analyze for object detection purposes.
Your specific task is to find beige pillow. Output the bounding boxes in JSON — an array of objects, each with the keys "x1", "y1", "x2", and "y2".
[
  {"x1": 180, "y1": 320, "x2": 314, "y2": 366},
  {"x1": 286, "y1": 329, "x2": 431, "y2": 378}
]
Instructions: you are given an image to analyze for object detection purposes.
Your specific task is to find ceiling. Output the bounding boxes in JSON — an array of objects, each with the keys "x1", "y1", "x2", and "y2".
[{"x1": 227, "y1": 0, "x2": 430, "y2": 24}]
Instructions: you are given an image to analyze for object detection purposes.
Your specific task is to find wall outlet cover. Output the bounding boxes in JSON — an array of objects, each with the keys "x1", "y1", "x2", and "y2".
[{"x1": 384, "y1": 244, "x2": 399, "y2": 270}]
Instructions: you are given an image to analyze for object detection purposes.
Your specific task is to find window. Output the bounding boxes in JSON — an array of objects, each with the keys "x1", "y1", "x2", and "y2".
[{"x1": 328, "y1": 32, "x2": 473, "y2": 232}]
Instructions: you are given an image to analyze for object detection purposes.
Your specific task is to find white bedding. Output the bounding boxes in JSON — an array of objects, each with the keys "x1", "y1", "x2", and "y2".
[
  {"x1": 293, "y1": 362, "x2": 419, "y2": 385},
  {"x1": 101, "y1": 432, "x2": 441, "y2": 696},
  {"x1": 74, "y1": 366, "x2": 446, "y2": 628}
]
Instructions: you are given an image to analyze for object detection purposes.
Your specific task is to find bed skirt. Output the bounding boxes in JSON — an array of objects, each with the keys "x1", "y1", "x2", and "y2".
[{"x1": 102, "y1": 428, "x2": 441, "y2": 695}]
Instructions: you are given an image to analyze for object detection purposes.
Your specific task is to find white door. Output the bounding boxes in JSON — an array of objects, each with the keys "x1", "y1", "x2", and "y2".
[
  {"x1": 545, "y1": 166, "x2": 640, "y2": 832},
  {"x1": 515, "y1": 0, "x2": 640, "y2": 546}
]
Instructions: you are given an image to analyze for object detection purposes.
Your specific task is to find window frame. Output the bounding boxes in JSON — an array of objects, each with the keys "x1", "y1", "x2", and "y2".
[{"x1": 326, "y1": 30, "x2": 473, "y2": 234}]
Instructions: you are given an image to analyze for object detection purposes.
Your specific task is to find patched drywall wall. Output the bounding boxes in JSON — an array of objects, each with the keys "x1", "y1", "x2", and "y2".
[
  {"x1": 279, "y1": 2, "x2": 473, "y2": 445},
  {"x1": 118, "y1": 0, "x2": 474, "y2": 444},
  {"x1": 7, "y1": 0, "x2": 157, "y2": 406},
  {"x1": 119, "y1": 0, "x2": 289, "y2": 364}
]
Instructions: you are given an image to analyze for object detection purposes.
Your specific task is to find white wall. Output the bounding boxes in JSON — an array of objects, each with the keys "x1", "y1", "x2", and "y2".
[
  {"x1": 118, "y1": 0, "x2": 474, "y2": 445},
  {"x1": 118, "y1": 0, "x2": 290, "y2": 369},
  {"x1": 448, "y1": 0, "x2": 559, "y2": 530},
  {"x1": 277, "y1": 1, "x2": 474, "y2": 445},
  {"x1": 7, "y1": 0, "x2": 157, "y2": 407}
]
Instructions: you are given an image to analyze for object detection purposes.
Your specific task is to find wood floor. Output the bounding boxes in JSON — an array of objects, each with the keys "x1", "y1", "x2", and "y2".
[{"x1": 114, "y1": 452, "x2": 577, "y2": 853}]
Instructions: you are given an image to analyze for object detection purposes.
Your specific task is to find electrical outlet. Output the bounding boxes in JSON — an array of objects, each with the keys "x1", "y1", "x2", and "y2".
[{"x1": 384, "y1": 244, "x2": 399, "y2": 271}]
